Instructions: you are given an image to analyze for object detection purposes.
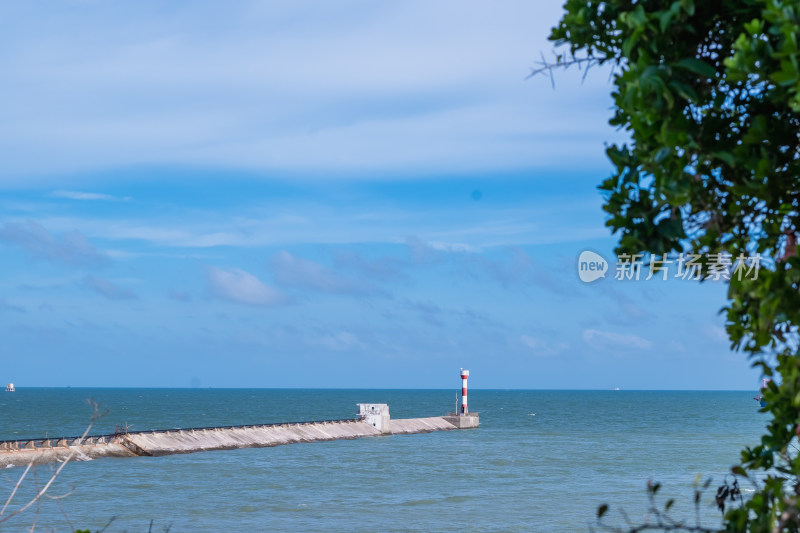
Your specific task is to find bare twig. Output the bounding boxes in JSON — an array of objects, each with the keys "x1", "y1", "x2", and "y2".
[
  {"x1": 54, "y1": 495, "x2": 74, "y2": 533},
  {"x1": 526, "y1": 53, "x2": 601, "y2": 83},
  {"x1": 0, "y1": 461, "x2": 32, "y2": 517},
  {"x1": 0, "y1": 399, "x2": 104, "y2": 526},
  {"x1": 43, "y1": 487, "x2": 76, "y2": 501},
  {"x1": 29, "y1": 466, "x2": 41, "y2": 533},
  {"x1": 96, "y1": 515, "x2": 116, "y2": 532}
]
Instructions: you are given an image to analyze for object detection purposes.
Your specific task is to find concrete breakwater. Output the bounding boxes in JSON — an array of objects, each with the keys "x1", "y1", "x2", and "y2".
[{"x1": 0, "y1": 404, "x2": 479, "y2": 468}]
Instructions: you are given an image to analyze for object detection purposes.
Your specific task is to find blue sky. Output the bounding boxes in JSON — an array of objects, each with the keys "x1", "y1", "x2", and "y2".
[{"x1": 0, "y1": 1, "x2": 758, "y2": 389}]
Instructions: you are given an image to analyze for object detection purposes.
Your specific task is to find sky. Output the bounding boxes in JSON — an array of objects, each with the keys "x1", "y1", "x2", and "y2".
[{"x1": 0, "y1": 0, "x2": 759, "y2": 389}]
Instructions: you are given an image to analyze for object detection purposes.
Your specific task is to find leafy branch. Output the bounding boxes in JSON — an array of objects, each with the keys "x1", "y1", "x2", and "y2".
[
  {"x1": 546, "y1": 0, "x2": 800, "y2": 529},
  {"x1": 591, "y1": 478, "x2": 745, "y2": 533}
]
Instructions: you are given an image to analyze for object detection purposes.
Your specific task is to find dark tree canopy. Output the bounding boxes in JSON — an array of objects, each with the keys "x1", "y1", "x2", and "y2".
[{"x1": 549, "y1": 1, "x2": 800, "y2": 531}]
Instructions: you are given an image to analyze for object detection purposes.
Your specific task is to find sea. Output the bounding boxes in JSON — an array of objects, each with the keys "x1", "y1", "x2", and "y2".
[{"x1": 0, "y1": 389, "x2": 766, "y2": 532}]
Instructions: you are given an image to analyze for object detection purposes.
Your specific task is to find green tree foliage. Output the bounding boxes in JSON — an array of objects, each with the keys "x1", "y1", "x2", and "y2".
[{"x1": 548, "y1": 0, "x2": 800, "y2": 531}]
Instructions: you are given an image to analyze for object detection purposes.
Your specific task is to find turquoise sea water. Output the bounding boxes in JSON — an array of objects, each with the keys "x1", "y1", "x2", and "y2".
[{"x1": 0, "y1": 389, "x2": 766, "y2": 532}]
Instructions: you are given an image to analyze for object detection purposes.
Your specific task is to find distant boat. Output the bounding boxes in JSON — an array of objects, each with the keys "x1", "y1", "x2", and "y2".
[{"x1": 5, "y1": 383, "x2": 14, "y2": 392}]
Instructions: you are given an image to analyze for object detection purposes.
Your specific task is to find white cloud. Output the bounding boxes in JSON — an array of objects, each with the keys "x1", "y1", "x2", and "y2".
[
  {"x1": 427, "y1": 241, "x2": 481, "y2": 253},
  {"x1": 0, "y1": 0, "x2": 620, "y2": 181},
  {"x1": 83, "y1": 275, "x2": 137, "y2": 300},
  {"x1": 0, "y1": 220, "x2": 105, "y2": 266},
  {"x1": 270, "y1": 251, "x2": 370, "y2": 294},
  {"x1": 168, "y1": 290, "x2": 193, "y2": 302},
  {"x1": 207, "y1": 267, "x2": 286, "y2": 306},
  {"x1": 51, "y1": 190, "x2": 131, "y2": 201},
  {"x1": 520, "y1": 335, "x2": 567, "y2": 357},
  {"x1": 333, "y1": 249, "x2": 405, "y2": 282},
  {"x1": 668, "y1": 340, "x2": 687, "y2": 353},
  {"x1": 582, "y1": 329, "x2": 652, "y2": 350},
  {"x1": 707, "y1": 325, "x2": 728, "y2": 343},
  {"x1": 19, "y1": 193, "x2": 607, "y2": 252},
  {"x1": 0, "y1": 299, "x2": 25, "y2": 313},
  {"x1": 314, "y1": 331, "x2": 366, "y2": 352}
]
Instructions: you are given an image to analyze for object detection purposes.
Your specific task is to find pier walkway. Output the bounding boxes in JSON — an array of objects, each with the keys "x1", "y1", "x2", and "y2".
[{"x1": 0, "y1": 408, "x2": 479, "y2": 468}]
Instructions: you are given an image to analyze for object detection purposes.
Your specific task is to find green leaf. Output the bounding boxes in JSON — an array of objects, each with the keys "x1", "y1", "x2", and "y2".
[
  {"x1": 744, "y1": 18, "x2": 763, "y2": 35},
  {"x1": 713, "y1": 151, "x2": 737, "y2": 166},
  {"x1": 771, "y1": 68, "x2": 798, "y2": 86},
  {"x1": 676, "y1": 58, "x2": 716, "y2": 78},
  {"x1": 657, "y1": 218, "x2": 684, "y2": 239},
  {"x1": 654, "y1": 147, "x2": 671, "y2": 163},
  {"x1": 667, "y1": 80, "x2": 699, "y2": 101},
  {"x1": 627, "y1": 5, "x2": 646, "y2": 29}
]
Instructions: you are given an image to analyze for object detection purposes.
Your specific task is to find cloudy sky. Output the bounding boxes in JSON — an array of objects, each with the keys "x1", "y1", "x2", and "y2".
[{"x1": 0, "y1": 1, "x2": 755, "y2": 389}]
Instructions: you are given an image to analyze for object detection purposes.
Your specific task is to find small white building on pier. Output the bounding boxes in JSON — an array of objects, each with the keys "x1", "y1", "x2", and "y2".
[{"x1": 357, "y1": 403, "x2": 390, "y2": 433}]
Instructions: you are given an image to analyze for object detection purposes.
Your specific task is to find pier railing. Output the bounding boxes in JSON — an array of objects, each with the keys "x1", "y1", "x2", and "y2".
[{"x1": 0, "y1": 417, "x2": 361, "y2": 451}]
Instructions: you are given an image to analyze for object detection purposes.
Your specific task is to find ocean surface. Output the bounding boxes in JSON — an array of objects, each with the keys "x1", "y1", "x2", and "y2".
[{"x1": 0, "y1": 389, "x2": 766, "y2": 532}]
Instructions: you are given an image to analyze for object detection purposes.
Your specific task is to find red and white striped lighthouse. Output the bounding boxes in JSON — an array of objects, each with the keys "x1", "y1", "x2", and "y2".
[{"x1": 460, "y1": 369, "x2": 469, "y2": 415}]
